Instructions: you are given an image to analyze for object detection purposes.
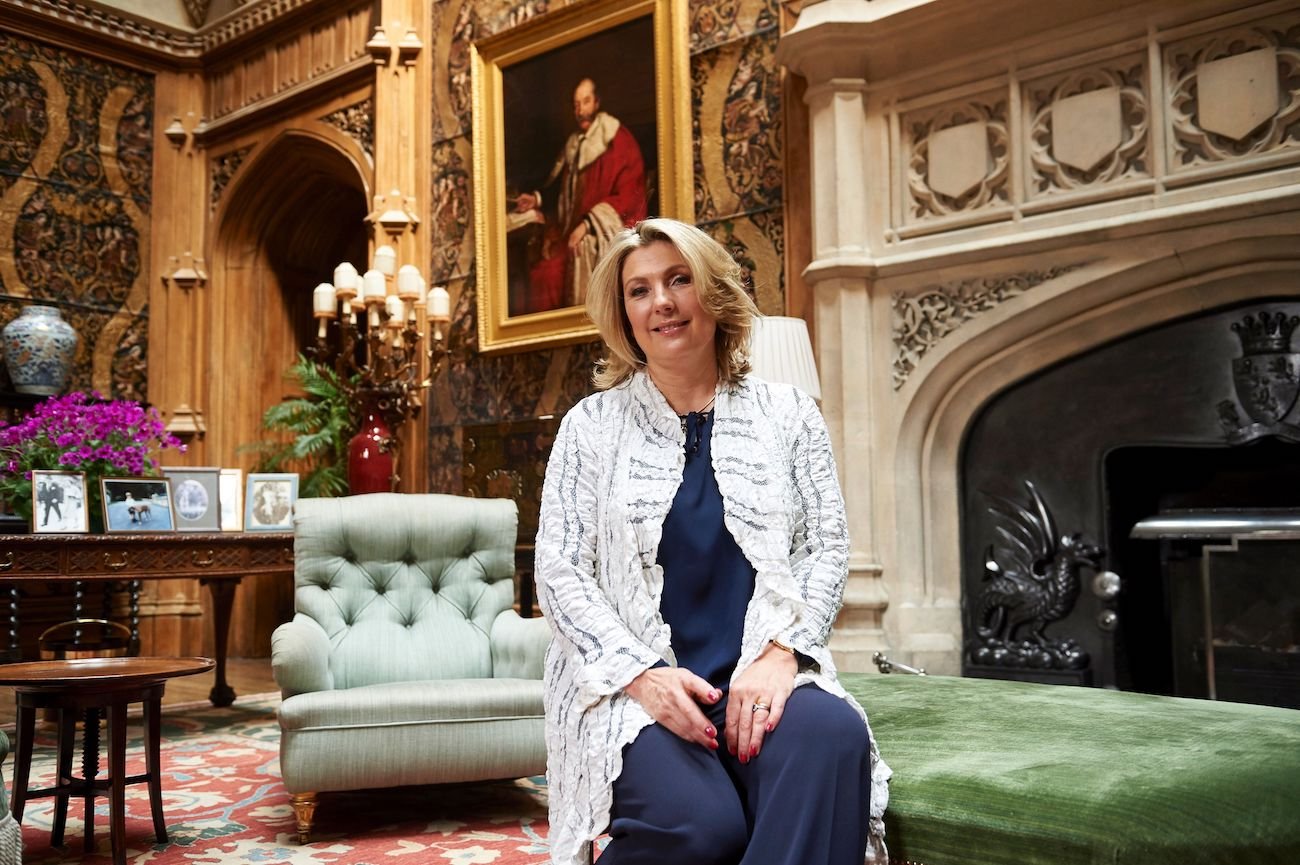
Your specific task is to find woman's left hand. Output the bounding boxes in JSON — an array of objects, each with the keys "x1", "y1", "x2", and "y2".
[{"x1": 725, "y1": 643, "x2": 798, "y2": 763}]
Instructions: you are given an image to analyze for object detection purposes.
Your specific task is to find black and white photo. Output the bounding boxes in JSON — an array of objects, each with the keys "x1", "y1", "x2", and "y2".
[
  {"x1": 31, "y1": 470, "x2": 87, "y2": 533},
  {"x1": 245, "y1": 473, "x2": 298, "y2": 531}
]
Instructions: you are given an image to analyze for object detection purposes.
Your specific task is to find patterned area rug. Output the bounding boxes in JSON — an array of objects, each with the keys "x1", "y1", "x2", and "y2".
[{"x1": 15, "y1": 695, "x2": 554, "y2": 864}]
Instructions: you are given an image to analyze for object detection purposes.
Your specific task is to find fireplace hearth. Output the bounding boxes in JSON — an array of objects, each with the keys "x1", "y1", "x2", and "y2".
[{"x1": 961, "y1": 299, "x2": 1300, "y2": 705}]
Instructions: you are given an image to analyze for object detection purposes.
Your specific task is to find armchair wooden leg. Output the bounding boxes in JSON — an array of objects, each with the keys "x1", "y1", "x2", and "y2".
[{"x1": 290, "y1": 792, "x2": 317, "y2": 844}]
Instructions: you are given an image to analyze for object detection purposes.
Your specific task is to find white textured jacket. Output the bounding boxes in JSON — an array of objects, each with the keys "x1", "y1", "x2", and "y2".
[{"x1": 536, "y1": 371, "x2": 890, "y2": 865}]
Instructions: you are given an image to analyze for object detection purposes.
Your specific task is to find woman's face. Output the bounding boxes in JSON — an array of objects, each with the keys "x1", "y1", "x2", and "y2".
[{"x1": 621, "y1": 240, "x2": 717, "y2": 374}]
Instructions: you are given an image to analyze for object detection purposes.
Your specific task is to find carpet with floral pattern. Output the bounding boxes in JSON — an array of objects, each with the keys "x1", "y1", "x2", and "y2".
[{"x1": 13, "y1": 695, "x2": 553, "y2": 865}]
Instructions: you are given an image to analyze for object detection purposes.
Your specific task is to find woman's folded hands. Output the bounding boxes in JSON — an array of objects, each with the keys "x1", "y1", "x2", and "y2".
[{"x1": 626, "y1": 666, "x2": 723, "y2": 749}]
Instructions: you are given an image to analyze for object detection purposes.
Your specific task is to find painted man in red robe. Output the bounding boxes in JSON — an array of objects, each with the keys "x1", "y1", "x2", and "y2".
[{"x1": 514, "y1": 77, "x2": 647, "y2": 313}]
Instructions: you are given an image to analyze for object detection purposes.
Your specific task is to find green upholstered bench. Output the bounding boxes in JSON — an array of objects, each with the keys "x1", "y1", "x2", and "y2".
[{"x1": 840, "y1": 673, "x2": 1300, "y2": 865}]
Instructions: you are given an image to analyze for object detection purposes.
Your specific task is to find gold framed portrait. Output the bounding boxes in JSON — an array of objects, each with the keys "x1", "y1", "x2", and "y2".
[{"x1": 471, "y1": 0, "x2": 691, "y2": 354}]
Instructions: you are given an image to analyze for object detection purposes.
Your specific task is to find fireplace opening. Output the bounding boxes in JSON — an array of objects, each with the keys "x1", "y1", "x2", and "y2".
[
  {"x1": 1105, "y1": 438, "x2": 1300, "y2": 706},
  {"x1": 960, "y1": 298, "x2": 1300, "y2": 703}
]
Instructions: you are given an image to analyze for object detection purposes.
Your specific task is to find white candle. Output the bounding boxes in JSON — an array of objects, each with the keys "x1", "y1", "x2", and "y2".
[
  {"x1": 409, "y1": 275, "x2": 424, "y2": 322},
  {"x1": 397, "y1": 264, "x2": 421, "y2": 300},
  {"x1": 373, "y1": 245, "x2": 396, "y2": 277},
  {"x1": 385, "y1": 293, "x2": 405, "y2": 324},
  {"x1": 362, "y1": 269, "x2": 386, "y2": 305},
  {"x1": 351, "y1": 273, "x2": 366, "y2": 313},
  {"x1": 333, "y1": 262, "x2": 358, "y2": 297},
  {"x1": 430, "y1": 284, "x2": 450, "y2": 320},
  {"x1": 313, "y1": 282, "x2": 336, "y2": 317}
]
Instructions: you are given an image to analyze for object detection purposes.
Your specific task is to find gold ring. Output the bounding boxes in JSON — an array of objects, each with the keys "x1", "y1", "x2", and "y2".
[{"x1": 751, "y1": 701, "x2": 771, "y2": 713}]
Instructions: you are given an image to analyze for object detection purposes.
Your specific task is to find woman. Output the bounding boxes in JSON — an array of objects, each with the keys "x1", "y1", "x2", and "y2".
[{"x1": 536, "y1": 218, "x2": 889, "y2": 865}]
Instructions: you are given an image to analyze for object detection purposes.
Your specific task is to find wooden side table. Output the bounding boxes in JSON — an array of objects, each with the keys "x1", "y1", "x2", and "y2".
[
  {"x1": 0, "y1": 532, "x2": 293, "y2": 705},
  {"x1": 0, "y1": 656, "x2": 215, "y2": 865}
]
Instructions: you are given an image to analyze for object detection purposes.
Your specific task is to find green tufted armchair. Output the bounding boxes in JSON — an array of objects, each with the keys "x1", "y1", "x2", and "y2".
[{"x1": 272, "y1": 493, "x2": 550, "y2": 843}]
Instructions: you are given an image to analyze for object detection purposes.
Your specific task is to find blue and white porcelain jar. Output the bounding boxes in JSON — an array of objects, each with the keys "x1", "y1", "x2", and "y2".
[{"x1": 2, "y1": 305, "x2": 78, "y2": 395}]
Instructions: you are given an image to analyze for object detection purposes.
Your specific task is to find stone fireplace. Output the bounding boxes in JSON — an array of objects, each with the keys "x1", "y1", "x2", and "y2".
[
  {"x1": 777, "y1": 0, "x2": 1300, "y2": 692},
  {"x1": 961, "y1": 299, "x2": 1300, "y2": 704}
]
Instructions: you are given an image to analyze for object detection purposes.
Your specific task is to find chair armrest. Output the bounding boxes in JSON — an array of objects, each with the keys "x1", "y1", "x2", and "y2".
[
  {"x1": 272, "y1": 615, "x2": 334, "y2": 697},
  {"x1": 490, "y1": 610, "x2": 551, "y2": 680}
]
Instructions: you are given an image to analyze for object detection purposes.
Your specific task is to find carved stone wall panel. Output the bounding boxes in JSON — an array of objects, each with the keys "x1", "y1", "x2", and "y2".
[
  {"x1": 205, "y1": 3, "x2": 372, "y2": 122},
  {"x1": 890, "y1": 263, "x2": 1087, "y2": 389},
  {"x1": 902, "y1": 95, "x2": 1010, "y2": 224},
  {"x1": 1165, "y1": 12, "x2": 1300, "y2": 173},
  {"x1": 1025, "y1": 56, "x2": 1150, "y2": 199}
]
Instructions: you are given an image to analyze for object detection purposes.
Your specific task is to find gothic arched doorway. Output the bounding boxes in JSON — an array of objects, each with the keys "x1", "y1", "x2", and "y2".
[{"x1": 209, "y1": 129, "x2": 369, "y2": 656}]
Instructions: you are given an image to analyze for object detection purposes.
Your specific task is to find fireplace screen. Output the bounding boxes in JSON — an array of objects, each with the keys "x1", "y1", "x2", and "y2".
[{"x1": 1131, "y1": 511, "x2": 1300, "y2": 710}]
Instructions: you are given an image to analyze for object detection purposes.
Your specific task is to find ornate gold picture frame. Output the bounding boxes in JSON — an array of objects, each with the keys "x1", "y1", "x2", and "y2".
[{"x1": 472, "y1": 0, "x2": 691, "y2": 354}]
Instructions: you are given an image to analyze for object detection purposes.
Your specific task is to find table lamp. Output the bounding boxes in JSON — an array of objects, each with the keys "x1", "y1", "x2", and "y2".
[{"x1": 749, "y1": 315, "x2": 822, "y2": 400}]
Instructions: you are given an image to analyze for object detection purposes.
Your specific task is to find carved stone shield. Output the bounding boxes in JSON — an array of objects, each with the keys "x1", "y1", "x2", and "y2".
[{"x1": 1232, "y1": 352, "x2": 1300, "y2": 424}]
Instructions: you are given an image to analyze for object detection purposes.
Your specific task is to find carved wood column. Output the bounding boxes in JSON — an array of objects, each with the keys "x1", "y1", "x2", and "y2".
[
  {"x1": 369, "y1": 0, "x2": 433, "y2": 491},
  {"x1": 146, "y1": 67, "x2": 207, "y2": 655},
  {"x1": 151, "y1": 69, "x2": 209, "y2": 457},
  {"x1": 777, "y1": 3, "x2": 888, "y2": 671}
]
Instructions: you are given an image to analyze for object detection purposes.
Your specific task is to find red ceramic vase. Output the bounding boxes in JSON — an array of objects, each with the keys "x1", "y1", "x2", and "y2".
[{"x1": 348, "y1": 409, "x2": 394, "y2": 494}]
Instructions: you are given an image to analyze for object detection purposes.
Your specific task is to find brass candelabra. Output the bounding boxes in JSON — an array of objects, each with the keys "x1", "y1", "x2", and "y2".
[{"x1": 307, "y1": 247, "x2": 451, "y2": 491}]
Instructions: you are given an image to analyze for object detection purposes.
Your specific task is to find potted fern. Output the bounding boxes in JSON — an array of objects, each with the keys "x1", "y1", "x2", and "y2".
[{"x1": 250, "y1": 354, "x2": 355, "y2": 497}]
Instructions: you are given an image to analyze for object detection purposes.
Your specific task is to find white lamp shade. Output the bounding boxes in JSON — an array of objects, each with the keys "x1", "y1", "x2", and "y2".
[
  {"x1": 362, "y1": 269, "x2": 387, "y2": 303},
  {"x1": 396, "y1": 264, "x2": 421, "y2": 300},
  {"x1": 749, "y1": 315, "x2": 821, "y2": 400},
  {"x1": 312, "y1": 282, "x2": 336, "y2": 317},
  {"x1": 333, "y1": 262, "x2": 358, "y2": 298},
  {"x1": 372, "y1": 245, "x2": 397, "y2": 277}
]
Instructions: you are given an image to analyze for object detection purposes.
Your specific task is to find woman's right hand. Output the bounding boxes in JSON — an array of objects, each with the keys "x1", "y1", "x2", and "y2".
[{"x1": 625, "y1": 666, "x2": 722, "y2": 750}]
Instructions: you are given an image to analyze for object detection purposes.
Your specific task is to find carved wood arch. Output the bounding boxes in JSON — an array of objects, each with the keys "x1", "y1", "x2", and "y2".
[
  {"x1": 889, "y1": 233, "x2": 1300, "y2": 657},
  {"x1": 207, "y1": 127, "x2": 370, "y2": 656}
]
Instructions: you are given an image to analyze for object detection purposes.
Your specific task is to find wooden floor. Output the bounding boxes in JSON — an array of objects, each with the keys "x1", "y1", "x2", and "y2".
[{"x1": 0, "y1": 656, "x2": 278, "y2": 732}]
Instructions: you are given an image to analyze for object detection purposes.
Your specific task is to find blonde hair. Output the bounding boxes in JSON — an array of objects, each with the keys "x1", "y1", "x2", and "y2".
[{"x1": 586, "y1": 218, "x2": 758, "y2": 391}]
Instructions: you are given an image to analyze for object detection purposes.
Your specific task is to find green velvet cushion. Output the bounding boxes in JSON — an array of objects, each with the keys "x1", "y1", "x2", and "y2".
[{"x1": 841, "y1": 673, "x2": 1300, "y2": 865}]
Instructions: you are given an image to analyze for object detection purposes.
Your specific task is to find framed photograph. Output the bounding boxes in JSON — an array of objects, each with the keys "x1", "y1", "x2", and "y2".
[
  {"x1": 31, "y1": 470, "x2": 88, "y2": 533},
  {"x1": 161, "y1": 467, "x2": 222, "y2": 532},
  {"x1": 472, "y1": 0, "x2": 691, "y2": 354},
  {"x1": 219, "y1": 468, "x2": 244, "y2": 532},
  {"x1": 245, "y1": 473, "x2": 298, "y2": 532},
  {"x1": 100, "y1": 477, "x2": 174, "y2": 533}
]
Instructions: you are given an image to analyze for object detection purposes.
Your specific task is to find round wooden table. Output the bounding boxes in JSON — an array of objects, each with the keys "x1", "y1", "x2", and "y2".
[{"x1": 0, "y1": 656, "x2": 215, "y2": 865}]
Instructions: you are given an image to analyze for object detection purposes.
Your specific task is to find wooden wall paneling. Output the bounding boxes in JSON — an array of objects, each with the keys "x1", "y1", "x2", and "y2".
[
  {"x1": 198, "y1": 0, "x2": 373, "y2": 143},
  {"x1": 152, "y1": 67, "x2": 211, "y2": 455},
  {"x1": 190, "y1": 1, "x2": 378, "y2": 657}
]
